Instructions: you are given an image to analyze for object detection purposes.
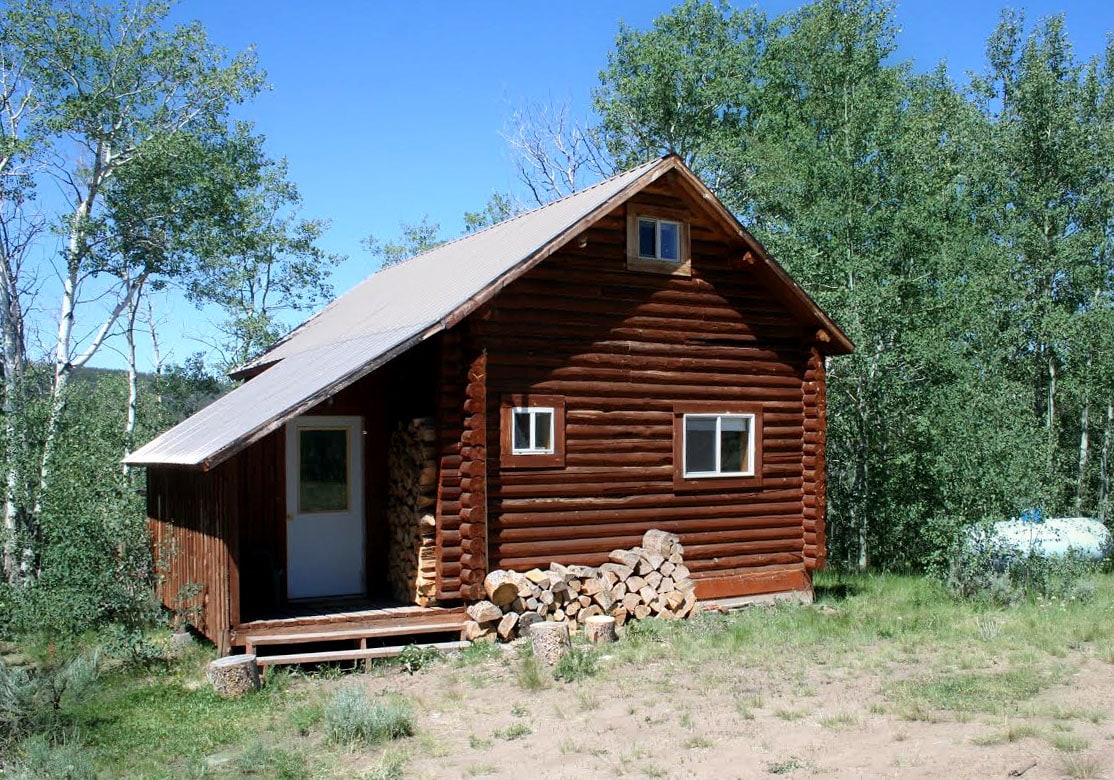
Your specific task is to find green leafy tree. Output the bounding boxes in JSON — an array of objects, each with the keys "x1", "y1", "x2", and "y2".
[
  {"x1": 185, "y1": 158, "x2": 343, "y2": 368},
  {"x1": 364, "y1": 216, "x2": 444, "y2": 269}
]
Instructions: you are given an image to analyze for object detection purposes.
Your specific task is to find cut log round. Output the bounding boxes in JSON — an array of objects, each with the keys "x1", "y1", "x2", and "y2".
[
  {"x1": 584, "y1": 615, "x2": 617, "y2": 644},
  {"x1": 207, "y1": 655, "x2": 261, "y2": 699},
  {"x1": 529, "y1": 621, "x2": 571, "y2": 666}
]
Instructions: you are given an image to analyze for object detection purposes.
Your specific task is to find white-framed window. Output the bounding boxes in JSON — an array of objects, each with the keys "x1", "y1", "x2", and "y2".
[
  {"x1": 682, "y1": 413, "x2": 755, "y2": 478},
  {"x1": 511, "y1": 407, "x2": 555, "y2": 455},
  {"x1": 637, "y1": 217, "x2": 682, "y2": 262}
]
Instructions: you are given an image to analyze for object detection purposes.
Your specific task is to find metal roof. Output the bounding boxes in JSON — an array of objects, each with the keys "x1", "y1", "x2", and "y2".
[
  {"x1": 125, "y1": 154, "x2": 853, "y2": 469},
  {"x1": 124, "y1": 157, "x2": 667, "y2": 468}
]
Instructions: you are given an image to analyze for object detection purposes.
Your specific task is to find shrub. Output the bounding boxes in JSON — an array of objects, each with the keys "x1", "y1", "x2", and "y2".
[
  {"x1": 323, "y1": 687, "x2": 415, "y2": 746},
  {"x1": 0, "y1": 651, "x2": 101, "y2": 752},
  {"x1": 553, "y1": 647, "x2": 599, "y2": 683},
  {"x1": 3, "y1": 733, "x2": 97, "y2": 780},
  {"x1": 945, "y1": 523, "x2": 1101, "y2": 605}
]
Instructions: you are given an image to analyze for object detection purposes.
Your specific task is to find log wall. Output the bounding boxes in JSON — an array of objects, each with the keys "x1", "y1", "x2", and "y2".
[
  {"x1": 476, "y1": 179, "x2": 821, "y2": 599},
  {"x1": 458, "y1": 347, "x2": 489, "y2": 600},
  {"x1": 435, "y1": 328, "x2": 465, "y2": 598},
  {"x1": 802, "y1": 346, "x2": 827, "y2": 571}
]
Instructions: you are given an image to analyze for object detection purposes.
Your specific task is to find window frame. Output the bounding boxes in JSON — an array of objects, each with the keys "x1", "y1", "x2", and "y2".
[
  {"x1": 510, "y1": 406, "x2": 555, "y2": 455},
  {"x1": 500, "y1": 394, "x2": 566, "y2": 469},
  {"x1": 672, "y1": 402, "x2": 764, "y2": 490},
  {"x1": 626, "y1": 207, "x2": 692, "y2": 276}
]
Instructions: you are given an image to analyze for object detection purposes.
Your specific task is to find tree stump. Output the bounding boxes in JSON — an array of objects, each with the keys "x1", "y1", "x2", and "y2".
[
  {"x1": 529, "y1": 621, "x2": 571, "y2": 666},
  {"x1": 207, "y1": 655, "x2": 261, "y2": 698},
  {"x1": 584, "y1": 615, "x2": 617, "y2": 644}
]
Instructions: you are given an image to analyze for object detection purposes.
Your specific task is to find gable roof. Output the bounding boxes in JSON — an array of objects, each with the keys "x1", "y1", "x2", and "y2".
[{"x1": 125, "y1": 155, "x2": 851, "y2": 470}]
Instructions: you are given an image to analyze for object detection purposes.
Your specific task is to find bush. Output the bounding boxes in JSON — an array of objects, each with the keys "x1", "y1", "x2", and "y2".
[{"x1": 323, "y1": 688, "x2": 415, "y2": 746}]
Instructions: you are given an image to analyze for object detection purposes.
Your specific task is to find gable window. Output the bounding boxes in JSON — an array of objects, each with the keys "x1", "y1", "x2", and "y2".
[
  {"x1": 626, "y1": 208, "x2": 691, "y2": 276},
  {"x1": 638, "y1": 217, "x2": 681, "y2": 262},
  {"x1": 501, "y1": 394, "x2": 566, "y2": 468},
  {"x1": 512, "y1": 407, "x2": 554, "y2": 455},
  {"x1": 673, "y1": 402, "x2": 763, "y2": 489}
]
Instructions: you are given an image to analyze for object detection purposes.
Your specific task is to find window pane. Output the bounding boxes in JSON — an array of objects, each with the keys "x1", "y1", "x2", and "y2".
[
  {"x1": 299, "y1": 429, "x2": 348, "y2": 512},
  {"x1": 685, "y1": 416, "x2": 717, "y2": 474},
  {"x1": 534, "y1": 411, "x2": 553, "y2": 452},
  {"x1": 513, "y1": 411, "x2": 531, "y2": 451},
  {"x1": 638, "y1": 219, "x2": 656, "y2": 257},
  {"x1": 659, "y1": 221, "x2": 680, "y2": 261},
  {"x1": 720, "y1": 416, "x2": 748, "y2": 473}
]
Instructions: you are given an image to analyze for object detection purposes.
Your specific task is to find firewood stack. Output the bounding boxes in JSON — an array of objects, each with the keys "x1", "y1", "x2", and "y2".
[
  {"x1": 461, "y1": 529, "x2": 698, "y2": 643},
  {"x1": 386, "y1": 417, "x2": 439, "y2": 606}
]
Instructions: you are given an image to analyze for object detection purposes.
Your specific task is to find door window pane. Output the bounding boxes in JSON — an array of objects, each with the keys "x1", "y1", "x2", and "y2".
[
  {"x1": 685, "y1": 416, "x2": 717, "y2": 474},
  {"x1": 299, "y1": 428, "x2": 348, "y2": 512}
]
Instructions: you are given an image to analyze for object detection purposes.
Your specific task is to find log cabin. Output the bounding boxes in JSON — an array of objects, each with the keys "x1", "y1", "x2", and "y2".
[{"x1": 125, "y1": 155, "x2": 852, "y2": 658}]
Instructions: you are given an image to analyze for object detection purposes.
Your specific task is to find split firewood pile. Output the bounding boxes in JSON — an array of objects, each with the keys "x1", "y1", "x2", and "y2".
[
  {"x1": 386, "y1": 417, "x2": 438, "y2": 607},
  {"x1": 462, "y1": 529, "x2": 698, "y2": 642}
]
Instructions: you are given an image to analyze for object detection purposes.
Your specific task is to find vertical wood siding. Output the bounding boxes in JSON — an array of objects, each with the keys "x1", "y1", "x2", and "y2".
[
  {"x1": 477, "y1": 182, "x2": 819, "y2": 598},
  {"x1": 148, "y1": 464, "x2": 237, "y2": 653}
]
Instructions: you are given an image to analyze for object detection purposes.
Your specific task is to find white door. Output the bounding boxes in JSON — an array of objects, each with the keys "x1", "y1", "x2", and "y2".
[{"x1": 285, "y1": 416, "x2": 365, "y2": 599}]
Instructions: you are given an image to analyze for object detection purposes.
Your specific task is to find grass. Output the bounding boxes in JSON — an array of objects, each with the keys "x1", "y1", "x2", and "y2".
[
  {"x1": 971, "y1": 722, "x2": 1041, "y2": 745},
  {"x1": 887, "y1": 668, "x2": 1054, "y2": 714},
  {"x1": 818, "y1": 711, "x2": 861, "y2": 730},
  {"x1": 8, "y1": 572, "x2": 1114, "y2": 778},
  {"x1": 1061, "y1": 754, "x2": 1104, "y2": 779},
  {"x1": 1049, "y1": 732, "x2": 1091, "y2": 753}
]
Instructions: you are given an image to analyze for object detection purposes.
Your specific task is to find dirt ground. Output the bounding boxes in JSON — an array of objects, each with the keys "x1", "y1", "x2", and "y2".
[{"x1": 337, "y1": 643, "x2": 1114, "y2": 780}]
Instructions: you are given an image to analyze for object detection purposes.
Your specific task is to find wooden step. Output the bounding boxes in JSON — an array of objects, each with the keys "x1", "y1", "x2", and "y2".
[
  {"x1": 255, "y1": 640, "x2": 469, "y2": 667},
  {"x1": 245, "y1": 621, "x2": 460, "y2": 650}
]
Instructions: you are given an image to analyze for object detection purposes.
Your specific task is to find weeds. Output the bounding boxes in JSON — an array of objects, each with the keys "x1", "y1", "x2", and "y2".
[
  {"x1": 767, "y1": 755, "x2": 810, "y2": 774},
  {"x1": 553, "y1": 647, "x2": 599, "y2": 683},
  {"x1": 493, "y1": 722, "x2": 532, "y2": 740},
  {"x1": 515, "y1": 652, "x2": 549, "y2": 691},
  {"x1": 397, "y1": 643, "x2": 442, "y2": 675}
]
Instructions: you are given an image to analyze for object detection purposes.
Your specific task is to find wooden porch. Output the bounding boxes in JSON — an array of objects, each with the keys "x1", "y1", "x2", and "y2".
[{"x1": 231, "y1": 599, "x2": 468, "y2": 667}]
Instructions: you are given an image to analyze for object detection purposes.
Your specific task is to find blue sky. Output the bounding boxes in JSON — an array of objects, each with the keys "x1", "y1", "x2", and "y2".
[{"x1": 115, "y1": 0, "x2": 1114, "y2": 369}]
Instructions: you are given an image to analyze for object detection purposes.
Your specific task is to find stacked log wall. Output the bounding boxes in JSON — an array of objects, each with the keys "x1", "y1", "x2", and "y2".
[
  {"x1": 802, "y1": 346, "x2": 827, "y2": 570},
  {"x1": 435, "y1": 328, "x2": 465, "y2": 598},
  {"x1": 457, "y1": 348, "x2": 489, "y2": 600},
  {"x1": 479, "y1": 181, "x2": 812, "y2": 599}
]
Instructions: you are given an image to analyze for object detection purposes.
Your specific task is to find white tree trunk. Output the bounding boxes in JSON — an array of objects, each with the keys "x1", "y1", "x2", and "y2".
[
  {"x1": 1100, "y1": 402, "x2": 1112, "y2": 523},
  {"x1": 1076, "y1": 400, "x2": 1089, "y2": 514}
]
